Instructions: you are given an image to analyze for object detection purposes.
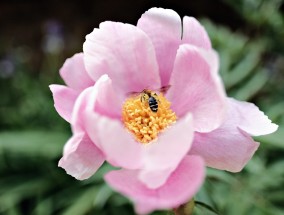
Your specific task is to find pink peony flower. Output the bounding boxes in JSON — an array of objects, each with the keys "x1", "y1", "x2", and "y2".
[{"x1": 50, "y1": 8, "x2": 278, "y2": 214}]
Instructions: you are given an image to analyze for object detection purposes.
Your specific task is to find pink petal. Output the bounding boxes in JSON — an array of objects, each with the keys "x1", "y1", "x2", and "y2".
[
  {"x1": 139, "y1": 113, "x2": 194, "y2": 189},
  {"x1": 190, "y1": 129, "x2": 259, "y2": 172},
  {"x1": 59, "y1": 133, "x2": 105, "y2": 180},
  {"x1": 182, "y1": 16, "x2": 211, "y2": 49},
  {"x1": 105, "y1": 155, "x2": 205, "y2": 215},
  {"x1": 94, "y1": 75, "x2": 124, "y2": 119},
  {"x1": 83, "y1": 21, "x2": 161, "y2": 94},
  {"x1": 84, "y1": 112, "x2": 143, "y2": 170},
  {"x1": 71, "y1": 75, "x2": 124, "y2": 133},
  {"x1": 137, "y1": 7, "x2": 181, "y2": 86},
  {"x1": 59, "y1": 53, "x2": 94, "y2": 92},
  {"x1": 229, "y1": 98, "x2": 278, "y2": 136},
  {"x1": 49, "y1": 84, "x2": 79, "y2": 122},
  {"x1": 70, "y1": 86, "x2": 93, "y2": 133},
  {"x1": 189, "y1": 98, "x2": 266, "y2": 172},
  {"x1": 167, "y1": 45, "x2": 226, "y2": 132},
  {"x1": 79, "y1": 76, "x2": 143, "y2": 169}
]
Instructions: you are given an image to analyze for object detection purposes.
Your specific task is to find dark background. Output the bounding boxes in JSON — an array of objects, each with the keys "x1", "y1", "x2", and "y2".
[{"x1": 0, "y1": 0, "x2": 245, "y2": 76}]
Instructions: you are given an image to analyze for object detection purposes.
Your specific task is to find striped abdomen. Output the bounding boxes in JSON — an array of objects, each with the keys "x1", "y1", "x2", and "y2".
[{"x1": 148, "y1": 96, "x2": 158, "y2": 112}]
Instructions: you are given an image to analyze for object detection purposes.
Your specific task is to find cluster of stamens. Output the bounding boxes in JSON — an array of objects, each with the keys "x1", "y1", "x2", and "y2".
[{"x1": 122, "y1": 92, "x2": 177, "y2": 144}]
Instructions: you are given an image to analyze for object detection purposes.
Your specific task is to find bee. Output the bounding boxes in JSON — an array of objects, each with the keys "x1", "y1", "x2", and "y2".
[
  {"x1": 128, "y1": 86, "x2": 171, "y2": 113},
  {"x1": 140, "y1": 89, "x2": 159, "y2": 112}
]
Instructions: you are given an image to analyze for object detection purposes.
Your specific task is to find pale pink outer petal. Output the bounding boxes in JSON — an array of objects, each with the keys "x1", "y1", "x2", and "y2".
[
  {"x1": 94, "y1": 76, "x2": 124, "y2": 119},
  {"x1": 49, "y1": 84, "x2": 79, "y2": 122},
  {"x1": 58, "y1": 132, "x2": 105, "y2": 180},
  {"x1": 83, "y1": 21, "x2": 161, "y2": 93},
  {"x1": 84, "y1": 112, "x2": 143, "y2": 170},
  {"x1": 79, "y1": 75, "x2": 143, "y2": 169},
  {"x1": 70, "y1": 86, "x2": 92, "y2": 133},
  {"x1": 59, "y1": 53, "x2": 94, "y2": 92},
  {"x1": 137, "y1": 7, "x2": 181, "y2": 86},
  {"x1": 190, "y1": 129, "x2": 259, "y2": 172},
  {"x1": 167, "y1": 45, "x2": 226, "y2": 132},
  {"x1": 189, "y1": 98, "x2": 276, "y2": 172},
  {"x1": 139, "y1": 113, "x2": 194, "y2": 189},
  {"x1": 71, "y1": 75, "x2": 124, "y2": 133},
  {"x1": 229, "y1": 98, "x2": 278, "y2": 136},
  {"x1": 105, "y1": 155, "x2": 205, "y2": 215},
  {"x1": 182, "y1": 16, "x2": 212, "y2": 49}
]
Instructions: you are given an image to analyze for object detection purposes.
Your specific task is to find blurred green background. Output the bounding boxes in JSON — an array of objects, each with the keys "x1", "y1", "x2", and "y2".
[{"x1": 0, "y1": 0, "x2": 283, "y2": 214}]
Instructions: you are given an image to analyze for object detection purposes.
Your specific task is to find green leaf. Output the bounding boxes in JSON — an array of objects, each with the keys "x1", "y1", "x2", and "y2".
[
  {"x1": 0, "y1": 178, "x2": 51, "y2": 213},
  {"x1": 94, "y1": 184, "x2": 113, "y2": 208},
  {"x1": 256, "y1": 126, "x2": 284, "y2": 149},
  {"x1": 223, "y1": 51, "x2": 260, "y2": 89},
  {"x1": 231, "y1": 68, "x2": 268, "y2": 100},
  {"x1": 194, "y1": 201, "x2": 220, "y2": 215},
  {"x1": 61, "y1": 187, "x2": 98, "y2": 215},
  {"x1": 0, "y1": 130, "x2": 68, "y2": 159}
]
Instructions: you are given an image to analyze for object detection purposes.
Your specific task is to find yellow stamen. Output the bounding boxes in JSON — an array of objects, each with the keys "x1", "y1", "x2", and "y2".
[{"x1": 122, "y1": 92, "x2": 177, "y2": 144}]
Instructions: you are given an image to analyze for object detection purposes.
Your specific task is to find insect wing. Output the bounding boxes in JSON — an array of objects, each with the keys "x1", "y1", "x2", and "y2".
[
  {"x1": 126, "y1": 85, "x2": 170, "y2": 97},
  {"x1": 158, "y1": 85, "x2": 171, "y2": 94},
  {"x1": 126, "y1": 91, "x2": 141, "y2": 97}
]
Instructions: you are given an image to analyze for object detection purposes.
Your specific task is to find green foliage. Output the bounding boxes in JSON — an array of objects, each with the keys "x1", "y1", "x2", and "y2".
[{"x1": 0, "y1": 0, "x2": 283, "y2": 214}]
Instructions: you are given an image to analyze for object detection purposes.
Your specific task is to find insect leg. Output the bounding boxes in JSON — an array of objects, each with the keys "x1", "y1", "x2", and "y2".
[{"x1": 153, "y1": 92, "x2": 160, "y2": 102}]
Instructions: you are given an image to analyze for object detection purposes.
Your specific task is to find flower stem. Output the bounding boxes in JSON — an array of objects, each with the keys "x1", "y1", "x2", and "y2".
[{"x1": 172, "y1": 199, "x2": 195, "y2": 215}]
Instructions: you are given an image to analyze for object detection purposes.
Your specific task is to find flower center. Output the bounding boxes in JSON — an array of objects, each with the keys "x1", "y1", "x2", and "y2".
[{"x1": 122, "y1": 91, "x2": 177, "y2": 144}]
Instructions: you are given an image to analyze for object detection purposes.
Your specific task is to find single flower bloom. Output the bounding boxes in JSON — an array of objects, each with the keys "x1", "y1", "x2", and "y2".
[{"x1": 50, "y1": 7, "x2": 278, "y2": 214}]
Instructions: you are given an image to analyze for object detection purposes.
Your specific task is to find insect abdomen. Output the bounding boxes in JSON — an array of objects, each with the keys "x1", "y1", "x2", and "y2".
[{"x1": 148, "y1": 96, "x2": 158, "y2": 112}]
